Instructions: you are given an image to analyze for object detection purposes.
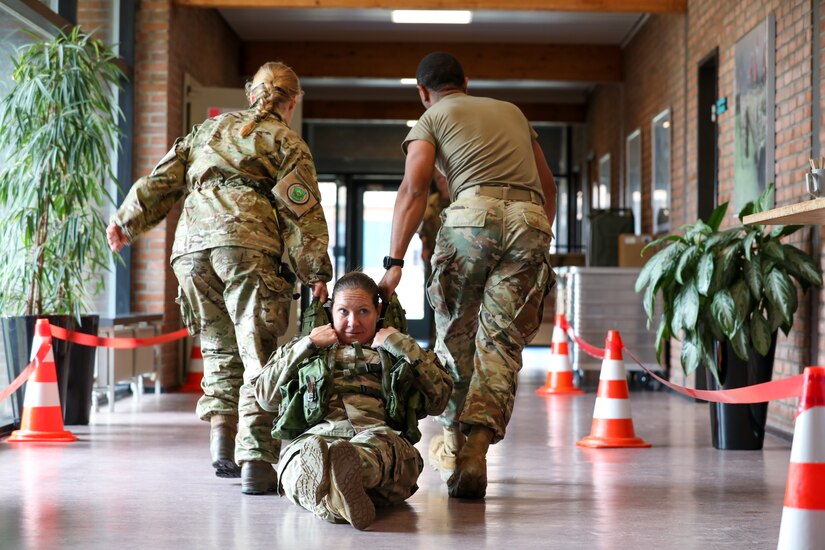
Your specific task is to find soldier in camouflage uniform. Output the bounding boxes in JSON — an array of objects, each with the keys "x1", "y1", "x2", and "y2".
[
  {"x1": 107, "y1": 62, "x2": 332, "y2": 495},
  {"x1": 379, "y1": 52, "x2": 557, "y2": 499},
  {"x1": 255, "y1": 272, "x2": 452, "y2": 530}
]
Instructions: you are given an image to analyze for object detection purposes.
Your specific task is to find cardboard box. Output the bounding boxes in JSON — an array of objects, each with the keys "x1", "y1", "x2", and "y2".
[{"x1": 618, "y1": 234, "x2": 654, "y2": 268}]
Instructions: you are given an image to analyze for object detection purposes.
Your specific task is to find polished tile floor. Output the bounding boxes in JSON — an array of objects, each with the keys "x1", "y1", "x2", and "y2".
[{"x1": 0, "y1": 352, "x2": 793, "y2": 550}]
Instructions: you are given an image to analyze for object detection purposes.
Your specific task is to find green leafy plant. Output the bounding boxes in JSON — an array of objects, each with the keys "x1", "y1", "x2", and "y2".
[
  {"x1": 0, "y1": 28, "x2": 123, "y2": 319},
  {"x1": 635, "y1": 183, "x2": 822, "y2": 384}
]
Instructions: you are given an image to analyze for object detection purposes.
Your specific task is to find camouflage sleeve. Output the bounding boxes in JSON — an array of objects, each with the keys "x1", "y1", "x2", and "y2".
[
  {"x1": 380, "y1": 332, "x2": 454, "y2": 416},
  {"x1": 110, "y1": 132, "x2": 193, "y2": 241},
  {"x1": 254, "y1": 335, "x2": 317, "y2": 413},
  {"x1": 270, "y1": 144, "x2": 333, "y2": 285}
]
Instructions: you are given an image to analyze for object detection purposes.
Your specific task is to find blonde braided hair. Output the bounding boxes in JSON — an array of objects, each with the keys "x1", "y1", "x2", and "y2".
[{"x1": 239, "y1": 61, "x2": 302, "y2": 138}]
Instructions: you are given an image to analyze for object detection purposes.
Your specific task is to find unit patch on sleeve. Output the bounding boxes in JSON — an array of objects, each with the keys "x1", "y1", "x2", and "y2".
[
  {"x1": 288, "y1": 183, "x2": 310, "y2": 205},
  {"x1": 274, "y1": 170, "x2": 318, "y2": 218}
]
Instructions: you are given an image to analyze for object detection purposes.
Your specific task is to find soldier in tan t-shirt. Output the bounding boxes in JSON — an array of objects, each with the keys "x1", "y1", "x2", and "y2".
[{"x1": 379, "y1": 52, "x2": 557, "y2": 500}]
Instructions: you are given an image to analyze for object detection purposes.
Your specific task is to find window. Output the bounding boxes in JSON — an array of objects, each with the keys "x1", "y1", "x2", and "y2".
[
  {"x1": 0, "y1": 0, "x2": 59, "y2": 435},
  {"x1": 652, "y1": 109, "x2": 671, "y2": 234},
  {"x1": 596, "y1": 154, "x2": 611, "y2": 209},
  {"x1": 625, "y1": 129, "x2": 642, "y2": 234}
]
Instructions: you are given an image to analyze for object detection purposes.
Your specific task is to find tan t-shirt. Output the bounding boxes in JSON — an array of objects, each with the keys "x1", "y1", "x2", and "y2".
[{"x1": 403, "y1": 93, "x2": 542, "y2": 201}]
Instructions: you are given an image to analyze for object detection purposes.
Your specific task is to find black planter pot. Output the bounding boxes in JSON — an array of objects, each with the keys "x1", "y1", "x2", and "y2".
[
  {"x1": 64, "y1": 315, "x2": 99, "y2": 425},
  {"x1": 706, "y1": 334, "x2": 777, "y2": 450},
  {"x1": 1, "y1": 315, "x2": 99, "y2": 426}
]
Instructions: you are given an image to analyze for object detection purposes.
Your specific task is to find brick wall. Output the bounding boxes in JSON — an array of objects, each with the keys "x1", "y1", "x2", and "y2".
[
  {"x1": 587, "y1": 0, "x2": 817, "y2": 436},
  {"x1": 130, "y1": 2, "x2": 241, "y2": 387},
  {"x1": 586, "y1": 83, "x2": 623, "y2": 205}
]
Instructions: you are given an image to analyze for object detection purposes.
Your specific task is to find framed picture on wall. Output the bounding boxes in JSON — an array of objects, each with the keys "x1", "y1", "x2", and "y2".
[
  {"x1": 652, "y1": 109, "x2": 671, "y2": 234},
  {"x1": 625, "y1": 129, "x2": 642, "y2": 234},
  {"x1": 733, "y1": 14, "x2": 775, "y2": 211}
]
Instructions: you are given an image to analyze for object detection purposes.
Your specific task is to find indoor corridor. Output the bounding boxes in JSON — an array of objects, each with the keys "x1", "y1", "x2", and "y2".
[{"x1": 0, "y1": 354, "x2": 792, "y2": 549}]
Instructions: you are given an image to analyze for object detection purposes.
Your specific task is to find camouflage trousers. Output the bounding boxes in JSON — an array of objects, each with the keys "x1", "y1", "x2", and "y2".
[
  {"x1": 278, "y1": 426, "x2": 423, "y2": 523},
  {"x1": 427, "y1": 195, "x2": 555, "y2": 444},
  {"x1": 172, "y1": 247, "x2": 292, "y2": 464}
]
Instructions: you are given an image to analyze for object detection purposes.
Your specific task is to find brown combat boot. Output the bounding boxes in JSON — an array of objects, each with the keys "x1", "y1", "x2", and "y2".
[
  {"x1": 298, "y1": 435, "x2": 331, "y2": 505},
  {"x1": 210, "y1": 414, "x2": 240, "y2": 478},
  {"x1": 428, "y1": 426, "x2": 465, "y2": 482},
  {"x1": 241, "y1": 461, "x2": 278, "y2": 495},
  {"x1": 447, "y1": 425, "x2": 494, "y2": 499},
  {"x1": 324, "y1": 440, "x2": 375, "y2": 530}
]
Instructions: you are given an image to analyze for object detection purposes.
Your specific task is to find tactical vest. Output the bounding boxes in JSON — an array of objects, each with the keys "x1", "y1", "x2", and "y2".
[{"x1": 272, "y1": 295, "x2": 425, "y2": 443}]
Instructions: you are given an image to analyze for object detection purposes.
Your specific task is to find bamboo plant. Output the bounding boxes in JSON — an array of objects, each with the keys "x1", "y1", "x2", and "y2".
[
  {"x1": 635, "y1": 183, "x2": 822, "y2": 385},
  {"x1": 0, "y1": 28, "x2": 123, "y2": 320}
]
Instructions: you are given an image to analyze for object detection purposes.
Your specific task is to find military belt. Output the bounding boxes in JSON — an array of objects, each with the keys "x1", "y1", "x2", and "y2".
[{"x1": 456, "y1": 185, "x2": 543, "y2": 205}]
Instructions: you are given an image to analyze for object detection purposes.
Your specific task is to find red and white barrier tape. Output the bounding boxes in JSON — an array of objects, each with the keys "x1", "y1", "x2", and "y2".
[
  {"x1": 0, "y1": 343, "x2": 50, "y2": 404},
  {"x1": 565, "y1": 322, "x2": 805, "y2": 404},
  {"x1": 49, "y1": 326, "x2": 189, "y2": 348},
  {"x1": 0, "y1": 325, "x2": 190, "y2": 404}
]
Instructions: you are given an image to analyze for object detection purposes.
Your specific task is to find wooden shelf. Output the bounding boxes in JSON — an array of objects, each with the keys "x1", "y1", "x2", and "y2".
[{"x1": 742, "y1": 197, "x2": 825, "y2": 225}]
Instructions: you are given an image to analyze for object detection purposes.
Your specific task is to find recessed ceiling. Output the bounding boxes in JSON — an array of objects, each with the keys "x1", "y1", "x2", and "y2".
[
  {"x1": 218, "y1": 9, "x2": 644, "y2": 44},
  {"x1": 218, "y1": 8, "x2": 645, "y2": 105}
]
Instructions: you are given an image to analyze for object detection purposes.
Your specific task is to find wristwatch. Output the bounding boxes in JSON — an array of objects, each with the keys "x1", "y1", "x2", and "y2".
[{"x1": 383, "y1": 256, "x2": 405, "y2": 269}]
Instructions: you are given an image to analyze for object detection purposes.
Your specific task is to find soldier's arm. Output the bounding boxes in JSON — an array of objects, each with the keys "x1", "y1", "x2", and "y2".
[
  {"x1": 379, "y1": 139, "x2": 435, "y2": 298},
  {"x1": 269, "y1": 146, "x2": 333, "y2": 287},
  {"x1": 254, "y1": 335, "x2": 317, "y2": 412},
  {"x1": 532, "y1": 138, "x2": 557, "y2": 227},
  {"x1": 110, "y1": 131, "x2": 194, "y2": 242},
  {"x1": 379, "y1": 332, "x2": 453, "y2": 416}
]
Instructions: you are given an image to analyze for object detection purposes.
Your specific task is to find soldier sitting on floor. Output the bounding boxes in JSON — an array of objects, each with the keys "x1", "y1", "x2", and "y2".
[{"x1": 254, "y1": 271, "x2": 453, "y2": 530}]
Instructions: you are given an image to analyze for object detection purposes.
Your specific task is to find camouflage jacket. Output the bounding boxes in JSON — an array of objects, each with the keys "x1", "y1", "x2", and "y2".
[
  {"x1": 111, "y1": 108, "x2": 332, "y2": 284},
  {"x1": 254, "y1": 333, "x2": 453, "y2": 443}
]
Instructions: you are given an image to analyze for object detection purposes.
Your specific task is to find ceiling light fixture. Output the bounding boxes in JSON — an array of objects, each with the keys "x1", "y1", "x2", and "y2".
[
  {"x1": 406, "y1": 120, "x2": 418, "y2": 128},
  {"x1": 400, "y1": 78, "x2": 418, "y2": 85},
  {"x1": 391, "y1": 10, "x2": 473, "y2": 25}
]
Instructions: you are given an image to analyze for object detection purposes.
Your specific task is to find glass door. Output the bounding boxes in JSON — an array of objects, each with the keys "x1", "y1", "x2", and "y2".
[{"x1": 351, "y1": 177, "x2": 431, "y2": 341}]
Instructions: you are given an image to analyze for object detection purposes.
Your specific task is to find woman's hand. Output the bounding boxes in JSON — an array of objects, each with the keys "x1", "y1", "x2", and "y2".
[
  {"x1": 106, "y1": 222, "x2": 128, "y2": 253},
  {"x1": 309, "y1": 324, "x2": 337, "y2": 348},
  {"x1": 372, "y1": 327, "x2": 399, "y2": 348},
  {"x1": 311, "y1": 281, "x2": 329, "y2": 303}
]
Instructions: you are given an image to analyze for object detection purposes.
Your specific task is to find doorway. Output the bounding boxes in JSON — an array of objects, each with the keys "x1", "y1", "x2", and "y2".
[
  {"x1": 348, "y1": 176, "x2": 431, "y2": 340},
  {"x1": 695, "y1": 49, "x2": 720, "y2": 391},
  {"x1": 697, "y1": 50, "x2": 719, "y2": 222}
]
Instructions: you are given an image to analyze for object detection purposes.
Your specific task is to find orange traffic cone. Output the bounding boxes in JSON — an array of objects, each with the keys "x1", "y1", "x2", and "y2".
[
  {"x1": 536, "y1": 312, "x2": 584, "y2": 395},
  {"x1": 777, "y1": 366, "x2": 825, "y2": 549},
  {"x1": 180, "y1": 337, "x2": 204, "y2": 393},
  {"x1": 7, "y1": 319, "x2": 77, "y2": 443},
  {"x1": 576, "y1": 330, "x2": 650, "y2": 448}
]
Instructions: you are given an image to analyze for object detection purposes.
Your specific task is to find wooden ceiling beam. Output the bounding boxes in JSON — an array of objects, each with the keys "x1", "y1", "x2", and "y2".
[
  {"x1": 175, "y1": 0, "x2": 686, "y2": 13},
  {"x1": 303, "y1": 100, "x2": 586, "y2": 123},
  {"x1": 244, "y1": 41, "x2": 622, "y2": 82}
]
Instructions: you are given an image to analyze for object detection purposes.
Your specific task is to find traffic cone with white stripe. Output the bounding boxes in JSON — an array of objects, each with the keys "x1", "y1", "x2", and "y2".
[
  {"x1": 576, "y1": 330, "x2": 650, "y2": 448},
  {"x1": 777, "y1": 366, "x2": 825, "y2": 550},
  {"x1": 536, "y1": 313, "x2": 584, "y2": 395},
  {"x1": 7, "y1": 319, "x2": 77, "y2": 443},
  {"x1": 180, "y1": 336, "x2": 204, "y2": 393}
]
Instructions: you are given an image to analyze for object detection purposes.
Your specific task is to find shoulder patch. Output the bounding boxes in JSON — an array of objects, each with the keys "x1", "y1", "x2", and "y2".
[
  {"x1": 274, "y1": 170, "x2": 319, "y2": 219},
  {"x1": 288, "y1": 183, "x2": 310, "y2": 205}
]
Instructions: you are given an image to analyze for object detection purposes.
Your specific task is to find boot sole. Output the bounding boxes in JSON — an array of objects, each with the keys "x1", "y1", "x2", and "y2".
[
  {"x1": 447, "y1": 463, "x2": 487, "y2": 499},
  {"x1": 427, "y1": 435, "x2": 456, "y2": 482},
  {"x1": 213, "y1": 459, "x2": 241, "y2": 478},
  {"x1": 329, "y1": 441, "x2": 375, "y2": 530},
  {"x1": 298, "y1": 436, "x2": 330, "y2": 505}
]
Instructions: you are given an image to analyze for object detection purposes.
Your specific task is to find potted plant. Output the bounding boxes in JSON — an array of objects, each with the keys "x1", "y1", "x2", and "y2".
[
  {"x1": 0, "y1": 28, "x2": 124, "y2": 425},
  {"x1": 635, "y1": 183, "x2": 822, "y2": 449}
]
